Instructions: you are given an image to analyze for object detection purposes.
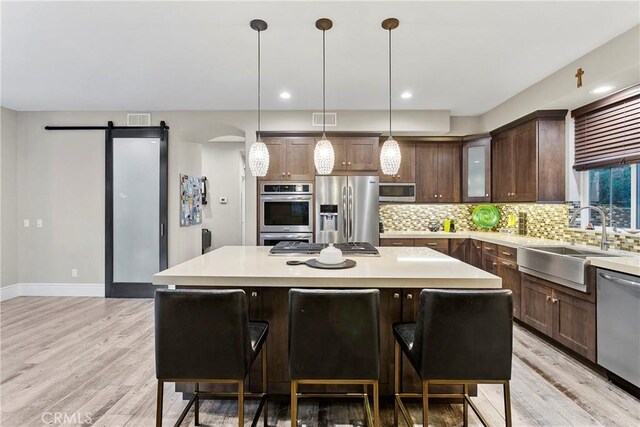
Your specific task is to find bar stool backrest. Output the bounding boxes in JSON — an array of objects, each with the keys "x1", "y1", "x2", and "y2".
[
  {"x1": 288, "y1": 289, "x2": 380, "y2": 380},
  {"x1": 154, "y1": 289, "x2": 251, "y2": 380},
  {"x1": 414, "y1": 289, "x2": 513, "y2": 380}
]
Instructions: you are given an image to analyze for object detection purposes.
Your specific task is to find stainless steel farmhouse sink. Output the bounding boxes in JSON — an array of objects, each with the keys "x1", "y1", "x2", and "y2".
[{"x1": 517, "y1": 245, "x2": 623, "y2": 292}]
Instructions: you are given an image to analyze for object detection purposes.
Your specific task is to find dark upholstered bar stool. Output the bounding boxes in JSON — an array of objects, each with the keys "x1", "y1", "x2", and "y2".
[
  {"x1": 289, "y1": 289, "x2": 380, "y2": 427},
  {"x1": 393, "y1": 289, "x2": 513, "y2": 427},
  {"x1": 154, "y1": 289, "x2": 268, "y2": 427}
]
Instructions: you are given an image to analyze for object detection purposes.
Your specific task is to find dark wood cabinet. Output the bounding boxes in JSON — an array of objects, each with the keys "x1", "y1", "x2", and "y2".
[
  {"x1": 520, "y1": 273, "x2": 596, "y2": 362},
  {"x1": 449, "y1": 239, "x2": 468, "y2": 262},
  {"x1": 320, "y1": 136, "x2": 379, "y2": 173},
  {"x1": 497, "y1": 259, "x2": 521, "y2": 319},
  {"x1": 482, "y1": 254, "x2": 498, "y2": 275},
  {"x1": 521, "y1": 275, "x2": 554, "y2": 335},
  {"x1": 414, "y1": 238, "x2": 449, "y2": 254},
  {"x1": 380, "y1": 238, "x2": 415, "y2": 247},
  {"x1": 380, "y1": 141, "x2": 415, "y2": 183},
  {"x1": 469, "y1": 239, "x2": 483, "y2": 268},
  {"x1": 260, "y1": 137, "x2": 314, "y2": 181},
  {"x1": 490, "y1": 110, "x2": 567, "y2": 203},
  {"x1": 553, "y1": 291, "x2": 596, "y2": 361},
  {"x1": 462, "y1": 135, "x2": 491, "y2": 202},
  {"x1": 416, "y1": 142, "x2": 461, "y2": 203}
]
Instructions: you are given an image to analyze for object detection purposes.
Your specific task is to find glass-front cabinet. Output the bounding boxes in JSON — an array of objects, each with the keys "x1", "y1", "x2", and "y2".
[{"x1": 462, "y1": 135, "x2": 491, "y2": 203}]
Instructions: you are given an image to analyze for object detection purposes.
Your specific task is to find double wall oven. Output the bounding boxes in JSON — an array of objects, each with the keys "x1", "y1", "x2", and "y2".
[{"x1": 259, "y1": 183, "x2": 313, "y2": 245}]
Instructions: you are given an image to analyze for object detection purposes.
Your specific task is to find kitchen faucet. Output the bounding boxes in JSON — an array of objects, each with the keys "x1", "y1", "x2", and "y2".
[{"x1": 569, "y1": 206, "x2": 610, "y2": 251}]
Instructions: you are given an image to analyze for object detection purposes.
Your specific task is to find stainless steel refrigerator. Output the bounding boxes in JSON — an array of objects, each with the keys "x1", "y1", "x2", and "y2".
[{"x1": 315, "y1": 175, "x2": 379, "y2": 245}]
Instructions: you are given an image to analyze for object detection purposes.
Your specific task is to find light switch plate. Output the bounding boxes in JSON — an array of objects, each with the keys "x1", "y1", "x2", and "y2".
[
  {"x1": 71, "y1": 269, "x2": 78, "y2": 278},
  {"x1": 23, "y1": 219, "x2": 29, "y2": 228},
  {"x1": 37, "y1": 219, "x2": 43, "y2": 228}
]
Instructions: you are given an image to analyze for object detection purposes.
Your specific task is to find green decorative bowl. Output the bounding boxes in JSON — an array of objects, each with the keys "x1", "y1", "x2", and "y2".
[{"x1": 472, "y1": 204, "x2": 501, "y2": 229}]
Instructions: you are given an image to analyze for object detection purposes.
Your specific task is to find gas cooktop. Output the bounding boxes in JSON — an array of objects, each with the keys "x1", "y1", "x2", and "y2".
[{"x1": 269, "y1": 241, "x2": 380, "y2": 256}]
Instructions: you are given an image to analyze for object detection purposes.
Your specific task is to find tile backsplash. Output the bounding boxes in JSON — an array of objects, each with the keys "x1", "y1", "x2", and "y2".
[{"x1": 379, "y1": 203, "x2": 640, "y2": 253}]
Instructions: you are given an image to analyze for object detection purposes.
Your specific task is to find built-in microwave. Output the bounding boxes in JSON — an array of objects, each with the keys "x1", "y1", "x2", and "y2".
[
  {"x1": 259, "y1": 183, "x2": 313, "y2": 233},
  {"x1": 379, "y1": 183, "x2": 416, "y2": 202}
]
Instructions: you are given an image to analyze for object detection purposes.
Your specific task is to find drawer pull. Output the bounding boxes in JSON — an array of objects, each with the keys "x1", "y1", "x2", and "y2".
[
  {"x1": 426, "y1": 242, "x2": 438, "y2": 246},
  {"x1": 485, "y1": 247, "x2": 494, "y2": 251},
  {"x1": 492, "y1": 262, "x2": 497, "y2": 267},
  {"x1": 502, "y1": 251, "x2": 512, "y2": 256},
  {"x1": 392, "y1": 242, "x2": 403, "y2": 246},
  {"x1": 501, "y1": 261, "x2": 511, "y2": 266}
]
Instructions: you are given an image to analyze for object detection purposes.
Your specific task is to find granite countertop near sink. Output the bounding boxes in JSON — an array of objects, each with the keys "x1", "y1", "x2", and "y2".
[{"x1": 381, "y1": 230, "x2": 640, "y2": 276}]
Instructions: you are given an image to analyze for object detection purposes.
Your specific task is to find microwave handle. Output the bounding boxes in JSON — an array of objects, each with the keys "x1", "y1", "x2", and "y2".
[{"x1": 342, "y1": 186, "x2": 348, "y2": 237}]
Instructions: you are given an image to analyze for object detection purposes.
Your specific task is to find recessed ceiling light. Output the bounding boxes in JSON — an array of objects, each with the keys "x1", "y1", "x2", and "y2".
[
  {"x1": 590, "y1": 85, "x2": 615, "y2": 95},
  {"x1": 279, "y1": 91, "x2": 291, "y2": 99},
  {"x1": 400, "y1": 92, "x2": 413, "y2": 99}
]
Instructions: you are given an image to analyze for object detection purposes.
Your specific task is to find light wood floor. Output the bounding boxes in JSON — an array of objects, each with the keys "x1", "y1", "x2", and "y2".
[{"x1": 1, "y1": 297, "x2": 638, "y2": 426}]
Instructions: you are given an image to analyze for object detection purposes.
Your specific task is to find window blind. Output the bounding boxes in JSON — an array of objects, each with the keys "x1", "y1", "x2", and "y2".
[{"x1": 572, "y1": 84, "x2": 640, "y2": 171}]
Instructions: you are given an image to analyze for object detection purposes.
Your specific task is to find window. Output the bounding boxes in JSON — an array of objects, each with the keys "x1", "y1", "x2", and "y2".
[{"x1": 584, "y1": 164, "x2": 638, "y2": 229}]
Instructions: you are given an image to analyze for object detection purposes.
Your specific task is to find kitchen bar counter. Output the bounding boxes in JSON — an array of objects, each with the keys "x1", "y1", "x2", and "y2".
[
  {"x1": 153, "y1": 245, "x2": 501, "y2": 288},
  {"x1": 153, "y1": 245, "x2": 500, "y2": 397}
]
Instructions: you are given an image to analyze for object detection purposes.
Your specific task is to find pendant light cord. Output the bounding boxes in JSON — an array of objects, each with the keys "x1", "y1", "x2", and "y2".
[
  {"x1": 322, "y1": 29, "x2": 326, "y2": 135},
  {"x1": 257, "y1": 28, "x2": 261, "y2": 139},
  {"x1": 388, "y1": 27, "x2": 392, "y2": 138}
]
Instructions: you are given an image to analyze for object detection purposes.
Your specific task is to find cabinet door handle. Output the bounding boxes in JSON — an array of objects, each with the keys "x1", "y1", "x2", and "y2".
[
  {"x1": 393, "y1": 293, "x2": 400, "y2": 299},
  {"x1": 552, "y1": 298, "x2": 558, "y2": 304},
  {"x1": 546, "y1": 295, "x2": 551, "y2": 301},
  {"x1": 251, "y1": 292, "x2": 258, "y2": 297},
  {"x1": 282, "y1": 172, "x2": 285, "y2": 176},
  {"x1": 485, "y1": 193, "x2": 489, "y2": 197},
  {"x1": 439, "y1": 194, "x2": 443, "y2": 198},
  {"x1": 492, "y1": 262, "x2": 497, "y2": 266},
  {"x1": 407, "y1": 294, "x2": 413, "y2": 300},
  {"x1": 287, "y1": 172, "x2": 291, "y2": 176},
  {"x1": 348, "y1": 162, "x2": 352, "y2": 166},
  {"x1": 396, "y1": 175, "x2": 400, "y2": 179},
  {"x1": 434, "y1": 194, "x2": 438, "y2": 198},
  {"x1": 342, "y1": 161, "x2": 346, "y2": 165}
]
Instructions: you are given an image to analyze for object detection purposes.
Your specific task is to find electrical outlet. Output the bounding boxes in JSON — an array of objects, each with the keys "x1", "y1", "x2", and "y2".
[
  {"x1": 23, "y1": 219, "x2": 30, "y2": 228},
  {"x1": 71, "y1": 269, "x2": 78, "y2": 278},
  {"x1": 219, "y1": 197, "x2": 228, "y2": 204},
  {"x1": 37, "y1": 219, "x2": 43, "y2": 228}
]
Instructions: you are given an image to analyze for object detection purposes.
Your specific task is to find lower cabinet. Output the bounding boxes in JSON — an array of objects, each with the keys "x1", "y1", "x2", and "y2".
[
  {"x1": 449, "y1": 239, "x2": 468, "y2": 262},
  {"x1": 496, "y1": 258, "x2": 521, "y2": 320},
  {"x1": 469, "y1": 239, "x2": 483, "y2": 268},
  {"x1": 521, "y1": 274, "x2": 596, "y2": 362}
]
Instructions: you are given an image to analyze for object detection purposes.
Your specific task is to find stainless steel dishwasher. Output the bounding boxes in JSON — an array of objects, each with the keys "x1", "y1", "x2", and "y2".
[{"x1": 597, "y1": 269, "x2": 640, "y2": 388}]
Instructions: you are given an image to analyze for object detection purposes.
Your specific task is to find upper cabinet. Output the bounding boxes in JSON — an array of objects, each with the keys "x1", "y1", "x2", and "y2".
[
  {"x1": 259, "y1": 137, "x2": 315, "y2": 181},
  {"x1": 490, "y1": 110, "x2": 567, "y2": 203},
  {"x1": 416, "y1": 141, "x2": 461, "y2": 203},
  {"x1": 462, "y1": 135, "x2": 491, "y2": 203},
  {"x1": 339, "y1": 137, "x2": 379, "y2": 172},
  {"x1": 379, "y1": 141, "x2": 416, "y2": 183}
]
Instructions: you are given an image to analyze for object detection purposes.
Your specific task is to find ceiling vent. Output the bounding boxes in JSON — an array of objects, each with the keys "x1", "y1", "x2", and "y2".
[
  {"x1": 312, "y1": 112, "x2": 337, "y2": 127},
  {"x1": 127, "y1": 113, "x2": 151, "y2": 127}
]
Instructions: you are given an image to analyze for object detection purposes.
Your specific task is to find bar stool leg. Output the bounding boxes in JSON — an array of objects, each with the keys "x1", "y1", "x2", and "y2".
[
  {"x1": 238, "y1": 380, "x2": 244, "y2": 427},
  {"x1": 463, "y1": 383, "x2": 468, "y2": 427},
  {"x1": 373, "y1": 381, "x2": 380, "y2": 427},
  {"x1": 262, "y1": 343, "x2": 268, "y2": 427},
  {"x1": 504, "y1": 381, "x2": 512, "y2": 427},
  {"x1": 394, "y1": 341, "x2": 400, "y2": 427},
  {"x1": 422, "y1": 381, "x2": 429, "y2": 427},
  {"x1": 290, "y1": 380, "x2": 298, "y2": 427},
  {"x1": 194, "y1": 382, "x2": 200, "y2": 426},
  {"x1": 156, "y1": 380, "x2": 163, "y2": 427}
]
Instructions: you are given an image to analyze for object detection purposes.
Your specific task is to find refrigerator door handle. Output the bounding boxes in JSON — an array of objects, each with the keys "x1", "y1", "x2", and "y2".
[
  {"x1": 348, "y1": 185, "x2": 353, "y2": 240},
  {"x1": 342, "y1": 186, "x2": 348, "y2": 238}
]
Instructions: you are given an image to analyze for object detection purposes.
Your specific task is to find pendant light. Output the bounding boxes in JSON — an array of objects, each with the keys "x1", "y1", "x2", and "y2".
[
  {"x1": 248, "y1": 19, "x2": 270, "y2": 177},
  {"x1": 314, "y1": 18, "x2": 335, "y2": 175},
  {"x1": 380, "y1": 18, "x2": 401, "y2": 176}
]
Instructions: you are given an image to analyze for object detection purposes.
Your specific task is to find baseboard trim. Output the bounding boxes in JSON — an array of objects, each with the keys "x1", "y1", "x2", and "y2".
[{"x1": 0, "y1": 283, "x2": 104, "y2": 301}]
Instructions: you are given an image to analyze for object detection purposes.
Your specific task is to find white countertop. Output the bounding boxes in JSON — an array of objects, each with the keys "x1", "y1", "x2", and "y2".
[
  {"x1": 153, "y1": 246, "x2": 501, "y2": 289},
  {"x1": 381, "y1": 231, "x2": 640, "y2": 276}
]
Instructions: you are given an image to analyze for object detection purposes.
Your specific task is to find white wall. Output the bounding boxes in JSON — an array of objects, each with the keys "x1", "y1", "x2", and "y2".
[
  {"x1": 201, "y1": 141, "x2": 245, "y2": 249},
  {"x1": 480, "y1": 25, "x2": 640, "y2": 201},
  {"x1": 1, "y1": 107, "x2": 18, "y2": 287}
]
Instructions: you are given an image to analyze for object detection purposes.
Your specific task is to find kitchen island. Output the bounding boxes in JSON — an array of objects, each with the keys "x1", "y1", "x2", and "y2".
[{"x1": 153, "y1": 246, "x2": 501, "y2": 396}]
